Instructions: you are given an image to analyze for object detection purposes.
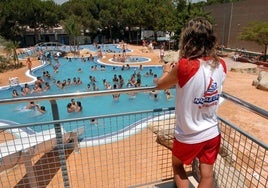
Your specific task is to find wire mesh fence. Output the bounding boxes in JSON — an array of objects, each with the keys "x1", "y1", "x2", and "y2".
[
  {"x1": 0, "y1": 91, "x2": 267, "y2": 188},
  {"x1": 0, "y1": 109, "x2": 176, "y2": 188},
  {"x1": 192, "y1": 118, "x2": 268, "y2": 188}
]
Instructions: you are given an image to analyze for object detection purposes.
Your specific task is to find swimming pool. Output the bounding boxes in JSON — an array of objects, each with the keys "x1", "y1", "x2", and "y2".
[
  {"x1": 34, "y1": 43, "x2": 132, "y2": 55},
  {"x1": 0, "y1": 44, "x2": 175, "y2": 138}
]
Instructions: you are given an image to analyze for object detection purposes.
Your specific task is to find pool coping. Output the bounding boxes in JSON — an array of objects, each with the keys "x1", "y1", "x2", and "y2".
[{"x1": 79, "y1": 112, "x2": 176, "y2": 147}]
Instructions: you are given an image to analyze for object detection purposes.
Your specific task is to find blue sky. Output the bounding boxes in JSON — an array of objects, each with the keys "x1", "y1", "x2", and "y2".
[{"x1": 54, "y1": 0, "x2": 68, "y2": 5}]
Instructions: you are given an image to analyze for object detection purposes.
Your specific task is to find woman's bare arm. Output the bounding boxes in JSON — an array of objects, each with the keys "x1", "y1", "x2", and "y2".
[{"x1": 155, "y1": 62, "x2": 178, "y2": 90}]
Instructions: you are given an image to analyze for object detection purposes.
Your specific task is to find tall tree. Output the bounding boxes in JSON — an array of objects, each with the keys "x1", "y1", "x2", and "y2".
[
  {"x1": 61, "y1": 15, "x2": 82, "y2": 52},
  {"x1": 137, "y1": 0, "x2": 175, "y2": 42},
  {"x1": 172, "y1": 0, "x2": 212, "y2": 49},
  {"x1": 0, "y1": 36, "x2": 20, "y2": 67},
  {"x1": 16, "y1": 0, "x2": 60, "y2": 44},
  {"x1": 0, "y1": 0, "x2": 60, "y2": 44},
  {"x1": 0, "y1": 0, "x2": 22, "y2": 41},
  {"x1": 61, "y1": 0, "x2": 99, "y2": 43},
  {"x1": 96, "y1": 0, "x2": 124, "y2": 43},
  {"x1": 120, "y1": 0, "x2": 145, "y2": 43},
  {"x1": 4, "y1": 41, "x2": 20, "y2": 67},
  {"x1": 239, "y1": 21, "x2": 268, "y2": 60}
]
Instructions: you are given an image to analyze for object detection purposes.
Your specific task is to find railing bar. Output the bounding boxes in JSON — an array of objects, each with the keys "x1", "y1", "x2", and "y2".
[
  {"x1": 0, "y1": 107, "x2": 174, "y2": 130},
  {"x1": 0, "y1": 87, "x2": 156, "y2": 104},
  {"x1": 0, "y1": 89, "x2": 266, "y2": 120},
  {"x1": 222, "y1": 92, "x2": 268, "y2": 119}
]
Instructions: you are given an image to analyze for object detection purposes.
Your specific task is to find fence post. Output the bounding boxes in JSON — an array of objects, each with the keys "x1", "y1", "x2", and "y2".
[{"x1": 50, "y1": 99, "x2": 70, "y2": 188}]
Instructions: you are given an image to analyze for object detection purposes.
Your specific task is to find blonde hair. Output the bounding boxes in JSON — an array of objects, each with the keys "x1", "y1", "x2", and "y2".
[{"x1": 179, "y1": 17, "x2": 219, "y2": 68}]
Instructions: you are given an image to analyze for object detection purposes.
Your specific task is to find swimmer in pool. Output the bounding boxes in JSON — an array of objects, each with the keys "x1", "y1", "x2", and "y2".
[
  {"x1": 75, "y1": 101, "x2": 83, "y2": 112},
  {"x1": 12, "y1": 89, "x2": 19, "y2": 97},
  {"x1": 67, "y1": 103, "x2": 75, "y2": 113},
  {"x1": 26, "y1": 101, "x2": 36, "y2": 109},
  {"x1": 112, "y1": 84, "x2": 120, "y2": 101},
  {"x1": 36, "y1": 105, "x2": 46, "y2": 114}
]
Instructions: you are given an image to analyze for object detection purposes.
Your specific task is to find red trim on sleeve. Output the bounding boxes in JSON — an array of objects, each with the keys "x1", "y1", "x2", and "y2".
[
  {"x1": 178, "y1": 58, "x2": 200, "y2": 87},
  {"x1": 219, "y1": 58, "x2": 227, "y2": 73}
]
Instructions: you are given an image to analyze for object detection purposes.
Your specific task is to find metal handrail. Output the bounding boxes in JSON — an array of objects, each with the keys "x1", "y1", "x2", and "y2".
[
  {"x1": 0, "y1": 86, "x2": 156, "y2": 104},
  {"x1": 0, "y1": 87, "x2": 267, "y2": 119},
  {"x1": 222, "y1": 92, "x2": 268, "y2": 119}
]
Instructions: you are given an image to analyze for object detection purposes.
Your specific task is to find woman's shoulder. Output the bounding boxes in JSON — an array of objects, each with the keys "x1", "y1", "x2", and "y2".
[
  {"x1": 177, "y1": 58, "x2": 200, "y2": 87},
  {"x1": 178, "y1": 58, "x2": 200, "y2": 72}
]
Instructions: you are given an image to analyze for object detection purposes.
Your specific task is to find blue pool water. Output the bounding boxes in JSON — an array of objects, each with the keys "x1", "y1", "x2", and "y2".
[
  {"x1": 35, "y1": 43, "x2": 132, "y2": 55},
  {"x1": 83, "y1": 44, "x2": 132, "y2": 53},
  {"x1": 0, "y1": 44, "x2": 175, "y2": 138}
]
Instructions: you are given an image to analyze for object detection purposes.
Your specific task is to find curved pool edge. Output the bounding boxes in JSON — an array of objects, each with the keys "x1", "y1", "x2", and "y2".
[
  {"x1": 0, "y1": 51, "x2": 161, "y2": 91},
  {"x1": 0, "y1": 119, "x2": 36, "y2": 138},
  {"x1": 0, "y1": 60, "x2": 48, "y2": 90},
  {"x1": 78, "y1": 112, "x2": 176, "y2": 147}
]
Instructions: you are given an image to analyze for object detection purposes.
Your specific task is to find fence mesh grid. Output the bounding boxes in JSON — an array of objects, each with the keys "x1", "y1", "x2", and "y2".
[
  {"x1": 0, "y1": 111, "x2": 175, "y2": 188},
  {"x1": 0, "y1": 108, "x2": 267, "y2": 188},
  {"x1": 212, "y1": 121, "x2": 268, "y2": 188}
]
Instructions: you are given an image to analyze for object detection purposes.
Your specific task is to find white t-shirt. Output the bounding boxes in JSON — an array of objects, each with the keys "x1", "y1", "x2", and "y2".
[{"x1": 174, "y1": 58, "x2": 227, "y2": 144}]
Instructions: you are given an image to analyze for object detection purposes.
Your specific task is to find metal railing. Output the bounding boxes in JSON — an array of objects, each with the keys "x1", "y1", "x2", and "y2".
[{"x1": 0, "y1": 88, "x2": 267, "y2": 188}]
